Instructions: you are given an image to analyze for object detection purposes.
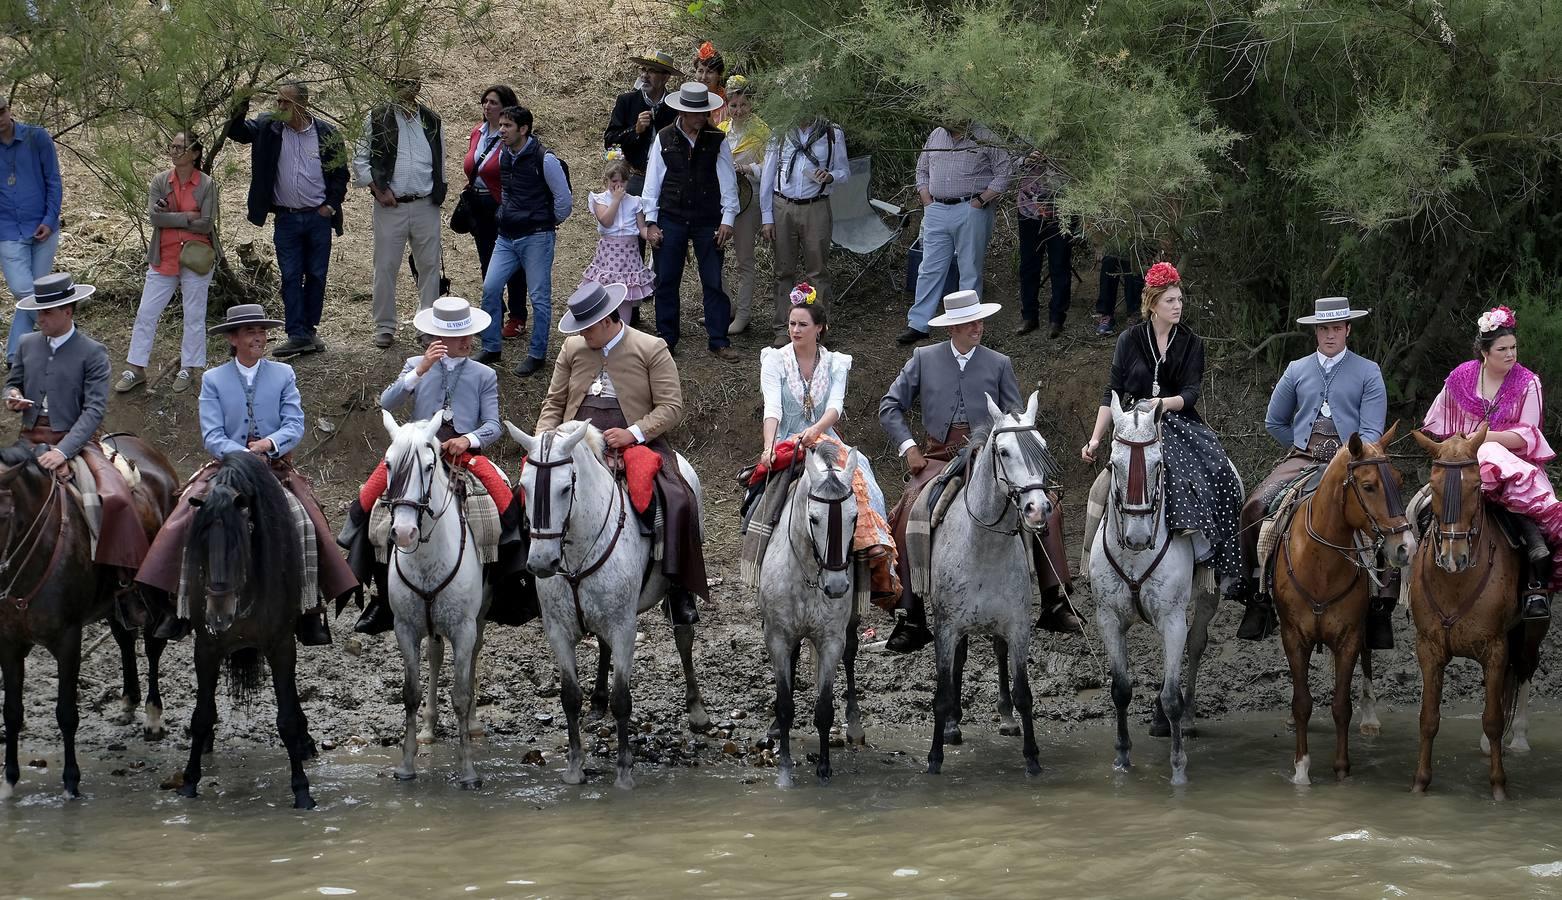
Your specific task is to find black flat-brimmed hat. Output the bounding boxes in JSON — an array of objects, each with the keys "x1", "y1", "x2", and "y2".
[
  {"x1": 17, "y1": 272, "x2": 95, "y2": 311},
  {"x1": 664, "y1": 82, "x2": 725, "y2": 114},
  {"x1": 208, "y1": 303, "x2": 284, "y2": 334},
  {"x1": 559, "y1": 282, "x2": 629, "y2": 334}
]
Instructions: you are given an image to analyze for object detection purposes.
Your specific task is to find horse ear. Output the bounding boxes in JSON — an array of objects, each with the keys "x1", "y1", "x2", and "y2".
[
  {"x1": 1023, "y1": 391, "x2": 1039, "y2": 424},
  {"x1": 1412, "y1": 429, "x2": 1439, "y2": 455},
  {"x1": 1469, "y1": 423, "x2": 1489, "y2": 448},
  {"x1": 1108, "y1": 391, "x2": 1125, "y2": 430},
  {"x1": 381, "y1": 409, "x2": 401, "y2": 441},
  {"x1": 504, "y1": 420, "x2": 535, "y2": 453},
  {"x1": 1381, "y1": 420, "x2": 1400, "y2": 446},
  {"x1": 556, "y1": 424, "x2": 587, "y2": 457},
  {"x1": 1348, "y1": 432, "x2": 1364, "y2": 457},
  {"x1": 422, "y1": 416, "x2": 444, "y2": 444},
  {"x1": 985, "y1": 392, "x2": 1004, "y2": 423}
]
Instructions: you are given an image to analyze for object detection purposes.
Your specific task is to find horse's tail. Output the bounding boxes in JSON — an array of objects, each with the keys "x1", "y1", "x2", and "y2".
[
  {"x1": 224, "y1": 647, "x2": 267, "y2": 704},
  {"x1": 1502, "y1": 621, "x2": 1532, "y2": 738}
]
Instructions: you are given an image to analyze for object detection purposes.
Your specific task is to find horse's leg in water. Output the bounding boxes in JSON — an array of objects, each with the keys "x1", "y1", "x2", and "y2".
[
  {"x1": 675, "y1": 622, "x2": 710, "y2": 732},
  {"x1": 1358, "y1": 648, "x2": 1381, "y2": 736},
  {"x1": 178, "y1": 638, "x2": 221, "y2": 798},
  {"x1": 1329, "y1": 636, "x2": 1360, "y2": 781},
  {"x1": 1508, "y1": 679, "x2": 1533, "y2": 753},
  {"x1": 586, "y1": 638, "x2": 610, "y2": 725},
  {"x1": 1158, "y1": 608, "x2": 1191, "y2": 786},
  {"x1": 1280, "y1": 623, "x2": 1315, "y2": 785},
  {"x1": 1099, "y1": 605, "x2": 1134, "y2": 772},
  {"x1": 544, "y1": 625, "x2": 587, "y2": 785},
  {"x1": 392, "y1": 620, "x2": 423, "y2": 780},
  {"x1": 993, "y1": 636, "x2": 1019, "y2": 737},
  {"x1": 269, "y1": 638, "x2": 316, "y2": 809},
  {"x1": 944, "y1": 636, "x2": 968, "y2": 745},
  {"x1": 843, "y1": 617, "x2": 865, "y2": 747},
  {"x1": 1480, "y1": 639, "x2": 1510, "y2": 801},
  {"x1": 814, "y1": 634, "x2": 845, "y2": 784},
  {"x1": 767, "y1": 639, "x2": 802, "y2": 741},
  {"x1": 609, "y1": 625, "x2": 637, "y2": 790},
  {"x1": 419, "y1": 634, "x2": 442, "y2": 745},
  {"x1": 767, "y1": 630, "x2": 796, "y2": 788},
  {"x1": 448, "y1": 620, "x2": 482, "y2": 790},
  {"x1": 927, "y1": 626, "x2": 956, "y2": 775},
  {"x1": 110, "y1": 618, "x2": 140, "y2": 726},
  {"x1": 1411, "y1": 632, "x2": 1448, "y2": 794},
  {"x1": 1007, "y1": 624, "x2": 1041, "y2": 777},
  {"x1": 467, "y1": 619, "x2": 487, "y2": 740},
  {"x1": 54, "y1": 626, "x2": 84, "y2": 798},
  {"x1": 1180, "y1": 587, "x2": 1219, "y2": 738},
  {"x1": 0, "y1": 644, "x2": 25, "y2": 799},
  {"x1": 143, "y1": 634, "x2": 168, "y2": 741}
]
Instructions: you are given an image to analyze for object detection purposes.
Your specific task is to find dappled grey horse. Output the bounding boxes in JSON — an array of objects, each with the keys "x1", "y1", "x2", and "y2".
[
  {"x1": 1089, "y1": 394, "x2": 1219, "y2": 786},
  {"x1": 381, "y1": 412, "x2": 489, "y2": 789},
  {"x1": 926, "y1": 392, "x2": 1056, "y2": 776},
  {"x1": 506, "y1": 420, "x2": 707, "y2": 789},
  {"x1": 756, "y1": 443, "x2": 865, "y2": 787}
]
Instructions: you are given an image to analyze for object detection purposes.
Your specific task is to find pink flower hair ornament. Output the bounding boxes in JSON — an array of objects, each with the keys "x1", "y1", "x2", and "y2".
[
  {"x1": 789, "y1": 282, "x2": 817, "y2": 306},
  {"x1": 1144, "y1": 261, "x2": 1180, "y2": 289},
  {"x1": 1477, "y1": 305, "x2": 1516, "y2": 335}
]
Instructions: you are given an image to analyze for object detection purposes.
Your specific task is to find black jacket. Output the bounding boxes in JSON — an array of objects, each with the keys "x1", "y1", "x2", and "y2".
[
  {"x1": 1104, "y1": 322, "x2": 1207, "y2": 423},
  {"x1": 604, "y1": 88, "x2": 678, "y2": 172},
  {"x1": 225, "y1": 99, "x2": 349, "y2": 235}
]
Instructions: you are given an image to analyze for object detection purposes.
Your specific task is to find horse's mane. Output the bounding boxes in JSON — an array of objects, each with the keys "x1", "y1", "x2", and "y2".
[
  {"x1": 0, "y1": 444, "x2": 34, "y2": 467},
  {"x1": 553, "y1": 419, "x2": 607, "y2": 460},
  {"x1": 975, "y1": 415, "x2": 1061, "y2": 483},
  {"x1": 182, "y1": 451, "x2": 302, "y2": 608}
]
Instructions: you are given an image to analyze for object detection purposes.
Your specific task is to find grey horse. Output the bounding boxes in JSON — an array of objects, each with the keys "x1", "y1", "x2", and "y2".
[
  {"x1": 756, "y1": 443, "x2": 866, "y2": 787},
  {"x1": 926, "y1": 392, "x2": 1056, "y2": 776},
  {"x1": 505, "y1": 419, "x2": 708, "y2": 789},
  {"x1": 1088, "y1": 394, "x2": 1219, "y2": 786},
  {"x1": 380, "y1": 412, "x2": 491, "y2": 789}
]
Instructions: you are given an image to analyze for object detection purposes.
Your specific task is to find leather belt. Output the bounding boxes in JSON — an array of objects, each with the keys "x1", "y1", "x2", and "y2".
[
  {"x1": 934, "y1": 194, "x2": 979, "y2": 205},
  {"x1": 395, "y1": 194, "x2": 429, "y2": 203},
  {"x1": 272, "y1": 204, "x2": 322, "y2": 214},
  {"x1": 775, "y1": 192, "x2": 829, "y2": 205}
]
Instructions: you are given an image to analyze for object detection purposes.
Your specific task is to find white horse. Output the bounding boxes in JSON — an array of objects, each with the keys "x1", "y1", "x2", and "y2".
[
  {"x1": 756, "y1": 443, "x2": 866, "y2": 788},
  {"x1": 380, "y1": 412, "x2": 489, "y2": 788},
  {"x1": 926, "y1": 393, "x2": 1056, "y2": 776},
  {"x1": 505, "y1": 419, "x2": 708, "y2": 789},
  {"x1": 1088, "y1": 395, "x2": 1219, "y2": 786}
]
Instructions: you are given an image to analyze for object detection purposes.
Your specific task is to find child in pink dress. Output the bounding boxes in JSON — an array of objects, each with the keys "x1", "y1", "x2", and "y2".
[
  {"x1": 580, "y1": 158, "x2": 656, "y2": 324},
  {"x1": 1422, "y1": 305, "x2": 1558, "y2": 615}
]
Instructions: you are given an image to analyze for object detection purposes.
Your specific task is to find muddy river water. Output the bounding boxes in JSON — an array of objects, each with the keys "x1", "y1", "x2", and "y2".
[{"x1": 7, "y1": 706, "x2": 1562, "y2": 898}]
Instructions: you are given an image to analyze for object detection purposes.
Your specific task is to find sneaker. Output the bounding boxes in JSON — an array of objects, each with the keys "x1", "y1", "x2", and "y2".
[
  {"x1": 502, "y1": 318, "x2": 524, "y2": 340},
  {"x1": 896, "y1": 327, "x2": 930, "y2": 345},
  {"x1": 1094, "y1": 316, "x2": 1114, "y2": 337},
  {"x1": 373, "y1": 332, "x2": 394, "y2": 349},
  {"x1": 171, "y1": 369, "x2": 194, "y2": 393},
  {"x1": 270, "y1": 336, "x2": 316, "y2": 359},
  {"x1": 113, "y1": 370, "x2": 145, "y2": 393}
]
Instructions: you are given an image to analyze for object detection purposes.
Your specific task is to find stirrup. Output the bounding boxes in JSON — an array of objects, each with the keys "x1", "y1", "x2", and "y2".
[{"x1": 1522, "y1": 590, "x2": 1552, "y2": 622}]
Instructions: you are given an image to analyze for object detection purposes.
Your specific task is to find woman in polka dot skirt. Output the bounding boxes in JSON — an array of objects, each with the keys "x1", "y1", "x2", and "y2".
[{"x1": 1080, "y1": 262, "x2": 1245, "y2": 599}]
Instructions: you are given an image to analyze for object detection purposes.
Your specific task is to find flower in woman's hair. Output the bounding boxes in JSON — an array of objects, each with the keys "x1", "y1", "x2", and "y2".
[
  {"x1": 603, "y1": 146, "x2": 625, "y2": 161},
  {"x1": 1144, "y1": 261, "x2": 1180, "y2": 289},
  {"x1": 698, "y1": 41, "x2": 717, "y2": 61},
  {"x1": 1477, "y1": 305, "x2": 1516, "y2": 334},
  {"x1": 789, "y1": 282, "x2": 817, "y2": 306}
]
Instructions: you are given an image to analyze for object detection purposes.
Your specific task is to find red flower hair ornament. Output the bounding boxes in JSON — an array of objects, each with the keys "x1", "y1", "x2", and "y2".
[{"x1": 1144, "y1": 262, "x2": 1180, "y2": 289}]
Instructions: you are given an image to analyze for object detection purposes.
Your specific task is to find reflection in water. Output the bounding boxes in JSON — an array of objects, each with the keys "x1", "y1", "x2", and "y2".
[{"x1": 7, "y1": 708, "x2": 1562, "y2": 897}]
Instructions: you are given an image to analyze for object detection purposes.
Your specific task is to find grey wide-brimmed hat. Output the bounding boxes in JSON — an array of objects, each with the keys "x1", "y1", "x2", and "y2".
[
  {"x1": 17, "y1": 272, "x2": 95, "y2": 311},
  {"x1": 559, "y1": 282, "x2": 629, "y2": 334},
  {"x1": 208, "y1": 303, "x2": 284, "y2": 334},
  {"x1": 629, "y1": 49, "x2": 684, "y2": 76},
  {"x1": 664, "y1": 81, "x2": 725, "y2": 114},
  {"x1": 1297, "y1": 296, "x2": 1370, "y2": 325},
  {"x1": 927, "y1": 289, "x2": 1001, "y2": 327},
  {"x1": 413, "y1": 296, "x2": 491, "y2": 338}
]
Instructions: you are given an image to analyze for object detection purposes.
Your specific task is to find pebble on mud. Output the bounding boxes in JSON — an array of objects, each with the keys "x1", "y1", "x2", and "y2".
[
  {"x1": 521, "y1": 749, "x2": 546, "y2": 766},
  {"x1": 160, "y1": 772, "x2": 184, "y2": 790},
  {"x1": 722, "y1": 740, "x2": 740, "y2": 756},
  {"x1": 26, "y1": 758, "x2": 46, "y2": 769},
  {"x1": 320, "y1": 739, "x2": 337, "y2": 751},
  {"x1": 534, "y1": 713, "x2": 554, "y2": 726}
]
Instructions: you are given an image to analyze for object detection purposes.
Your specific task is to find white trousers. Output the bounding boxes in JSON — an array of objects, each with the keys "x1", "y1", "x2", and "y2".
[{"x1": 128, "y1": 268, "x2": 212, "y2": 369}]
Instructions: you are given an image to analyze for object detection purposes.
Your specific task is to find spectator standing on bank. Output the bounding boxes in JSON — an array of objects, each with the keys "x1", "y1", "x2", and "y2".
[
  {"x1": 1015, "y1": 150, "x2": 1074, "y2": 339},
  {"x1": 759, "y1": 114, "x2": 847, "y2": 347},
  {"x1": 0, "y1": 98, "x2": 63, "y2": 364},
  {"x1": 580, "y1": 155, "x2": 655, "y2": 326},
  {"x1": 462, "y1": 84, "x2": 530, "y2": 341},
  {"x1": 603, "y1": 50, "x2": 682, "y2": 196},
  {"x1": 717, "y1": 75, "x2": 769, "y2": 335}
]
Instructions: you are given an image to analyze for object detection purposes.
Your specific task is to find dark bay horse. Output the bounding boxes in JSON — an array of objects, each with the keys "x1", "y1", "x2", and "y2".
[
  {"x1": 1272, "y1": 427, "x2": 1416, "y2": 785},
  {"x1": 0, "y1": 437, "x2": 177, "y2": 800},
  {"x1": 1409, "y1": 428, "x2": 1549, "y2": 799},
  {"x1": 177, "y1": 451, "x2": 317, "y2": 809}
]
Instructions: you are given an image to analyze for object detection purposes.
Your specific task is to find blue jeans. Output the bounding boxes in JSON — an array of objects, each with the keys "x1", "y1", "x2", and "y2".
[
  {"x1": 481, "y1": 231, "x2": 554, "y2": 358},
  {"x1": 1018, "y1": 216, "x2": 1074, "y2": 325},
  {"x1": 653, "y1": 218, "x2": 729, "y2": 351},
  {"x1": 0, "y1": 230, "x2": 62, "y2": 361},
  {"x1": 908, "y1": 201, "x2": 994, "y2": 331},
  {"x1": 274, "y1": 209, "x2": 333, "y2": 341}
]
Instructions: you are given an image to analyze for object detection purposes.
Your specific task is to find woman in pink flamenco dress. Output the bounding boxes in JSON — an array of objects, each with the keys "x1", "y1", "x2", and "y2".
[{"x1": 1422, "y1": 305, "x2": 1557, "y2": 619}]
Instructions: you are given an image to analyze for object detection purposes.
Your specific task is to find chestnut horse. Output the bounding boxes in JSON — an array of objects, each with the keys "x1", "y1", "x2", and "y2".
[
  {"x1": 1272, "y1": 427, "x2": 1416, "y2": 785},
  {"x1": 1409, "y1": 428, "x2": 1549, "y2": 800}
]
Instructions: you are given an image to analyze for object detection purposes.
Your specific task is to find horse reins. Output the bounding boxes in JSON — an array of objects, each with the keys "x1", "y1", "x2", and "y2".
[
  {"x1": 1284, "y1": 454, "x2": 1407, "y2": 616},
  {"x1": 527, "y1": 432, "x2": 629, "y2": 632},
  {"x1": 964, "y1": 424, "x2": 1055, "y2": 535},
  {"x1": 0, "y1": 473, "x2": 69, "y2": 612},
  {"x1": 385, "y1": 449, "x2": 471, "y2": 632},
  {"x1": 1420, "y1": 456, "x2": 1499, "y2": 629},
  {"x1": 1102, "y1": 431, "x2": 1171, "y2": 623}
]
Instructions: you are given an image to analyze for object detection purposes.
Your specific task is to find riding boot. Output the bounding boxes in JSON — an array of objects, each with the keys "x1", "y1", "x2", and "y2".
[
  {"x1": 498, "y1": 496, "x2": 524, "y2": 547},
  {"x1": 1365, "y1": 597, "x2": 1396, "y2": 651},
  {"x1": 353, "y1": 564, "x2": 395, "y2": 635},
  {"x1": 336, "y1": 500, "x2": 378, "y2": 587},
  {"x1": 150, "y1": 613, "x2": 191, "y2": 642},
  {"x1": 663, "y1": 587, "x2": 700, "y2": 626},
  {"x1": 884, "y1": 597, "x2": 934, "y2": 653},
  {"x1": 1518, "y1": 518, "x2": 1553, "y2": 621},
  {"x1": 1033, "y1": 585, "x2": 1083, "y2": 634},
  {"x1": 295, "y1": 605, "x2": 333, "y2": 646},
  {"x1": 1236, "y1": 591, "x2": 1277, "y2": 641}
]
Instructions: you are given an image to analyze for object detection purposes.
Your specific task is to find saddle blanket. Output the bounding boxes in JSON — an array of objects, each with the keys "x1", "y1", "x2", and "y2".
[
  {"x1": 369, "y1": 468, "x2": 502, "y2": 566},
  {"x1": 177, "y1": 488, "x2": 318, "y2": 617},
  {"x1": 61, "y1": 439, "x2": 144, "y2": 558}
]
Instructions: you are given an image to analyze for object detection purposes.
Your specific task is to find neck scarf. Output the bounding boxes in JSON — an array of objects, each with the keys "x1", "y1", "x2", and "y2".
[{"x1": 1444, "y1": 358, "x2": 1536, "y2": 429}]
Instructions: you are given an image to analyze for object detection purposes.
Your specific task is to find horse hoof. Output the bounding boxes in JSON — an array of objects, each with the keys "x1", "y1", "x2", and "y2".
[
  {"x1": 1148, "y1": 720, "x2": 1171, "y2": 739},
  {"x1": 417, "y1": 732, "x2": 436, "y2": 746},
  {"x1": 847, "y1": 729, "x2": 867, "y2": 747},
  {"x1": 561, "y1": 768, "x2": 586, "y2": 786},
  {"x1": 1493, "y1": 786, "x2": 1508, "y2": 802},
  {"x1": 767, "y1": 720, "x2": 782, "y2": 741},
  {"x1": 926, "y1": 760, "x2": 943, "y2": 776},
  {"x1": 1025, "y1": 760, "x2": 1041, "y2": 777},
  {"x1": 0, "y1": 781, "x2": 13, "y2": 800},
  {"x1": 614, "y1": 773, "x2": 635, "y2": 791},
  {"x1": 63, "y1": 786, "x2": 81, "y2": 801},
  {"x1": 817, "y1": 772, "x2": 831, "y2": 786},
  {"x1": 776, "y1": 770, "x2": 794, "y2": 789},
  {"x1": 1182, "y1": 725, "x2": 1199, "y2": 739},
  {"x1": 467, "y1": 728, "x2": 485, "y2": 741},
  {"x1": 1113, "y1": 760, "x2": 1131, "y2": 774},
  {"x1": 584, "y1": 709, "x2": 606, "y2": 726},
  {"x1": 944, "y1": 726, "x2": 963, "y2": 746},
  {"x1": 295, "y1": 793, "x2": 317, "y2": 810},
  {"x1": 1359, "y1": 723, "x2": 1381, "y2": 737},
  {"x1": 1170, "y1": 770, "x2": 1188, "y2": 787},
  {"x1": 392, "y1": 769, "x2": 416, "y2": 782},
  {"x1": 144, "y1": 728, "x2": 167, "y2": 743},
  {"x1": 1509, "y1": 737, "x2": 1532, "y2": 753},
  {"x1": 459, "y1": 778, "x2": 483, "y2": 791},
  {"x1": 108, "y1": 711, "x2": 135, "y2": 727},
  {"x1": 1410, "y1": 782, "x2": 1428, "y2": 794},
  {"x1": 998, "y1": 721, "x2": 1021, "y2": 738},
  {"x1": 176, "y1": 783, "x2": 198, "y2": 799},
  {"x1": 687, "y1": 706, "x2": 711, "y2": 733}
]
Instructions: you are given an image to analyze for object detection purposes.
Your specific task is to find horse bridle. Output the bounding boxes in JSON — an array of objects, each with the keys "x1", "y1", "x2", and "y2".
[
  {"x1": 383, "y1": 444, "x2": 459, "y2": 546},
  {"x1": 1109, "y1": 432, "x2": 1164, "y2": 547},
  {"x1": 525, "y1": 431, "x2": 628, "y2": 631},
  {"x1": 1428, "y1": 457, "x2": 1482, "y2": 558},
  {"x1": 965, "y1": 423, "x2": 1055, "y2": 535},
  {"x1": 0, "y1": 468, "x2": 68, "y2": 611},
  {"x1": 789, "y1": 465, "x2": 854, "y2": 589},
  {"x1": 1303, "y1": 455, "x2": 1411, "y2": 569}
]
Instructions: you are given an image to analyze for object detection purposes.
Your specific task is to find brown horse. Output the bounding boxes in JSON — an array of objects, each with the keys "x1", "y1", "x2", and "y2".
[
  {"x1": 0, "y1": 435, "x2": 178, "y2": 799},
  {"x1": 1409, "y1": 427, "x2": 1549, "y2": 800},
  {"x1": 1272, "y1": 426, "x2": 1416, "y2": 785}
]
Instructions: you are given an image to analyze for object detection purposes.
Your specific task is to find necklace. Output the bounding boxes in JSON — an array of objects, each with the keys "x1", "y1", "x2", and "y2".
[
  {"x1": 1146, "y1": 323, "x2": 1175, "y2": 398},
  {"x1": 797, "y1": 349, "x2": 818, "y2": 421},
  {"x1": 1478, "y1": 363, "x2": 1503, "y2": 421}
]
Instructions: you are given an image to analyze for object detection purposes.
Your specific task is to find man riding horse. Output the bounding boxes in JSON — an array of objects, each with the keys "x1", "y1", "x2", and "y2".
[
  {"x1": 1238, "y1": 296, "x2": 1397, "y2": 646},
  {"x1": 535, "y1": 281, "x2": 707, "y2": 622},
  {"x1": 136, "y1": 304, "x2": 358, "y2": 645},
  {"x1": 340, "y1": 296, "x2": 522, "y2": 634},
  {"x1": 878, "y1": 289, "x2": 1077, "y2": 653},
  {"x1": 4, "y1": 273, "x2": 152, "y2": 582}
]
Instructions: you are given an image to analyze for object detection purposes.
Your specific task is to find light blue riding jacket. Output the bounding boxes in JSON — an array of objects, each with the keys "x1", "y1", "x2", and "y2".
[
  {"x1": 1264, "y1": 349, "x2": 1387, "y2": 450},
  {"x1": 199, "y1": 358, "x2": 305, "y2": 458}
]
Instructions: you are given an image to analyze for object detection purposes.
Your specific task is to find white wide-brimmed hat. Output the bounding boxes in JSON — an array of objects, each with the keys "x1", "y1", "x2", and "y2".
[
  {"x1": 664, "y1": 82, "x2": 725, "y2": 114},
  {"x1": 17, "y1": 272, "x2": 95, "y2": 311},
  {"x1": 559, "y1": 282, "x2": 629, "y2": 334},
  {"x1": 1297, "y1": 296, "x2": 1370, "y2": 325},
  {"x1": 927, "y1": 290, "x2": 1001, "y2": 327},
  {"x1": 413, "y1": 296, "x2": 491, "y2": 338}
]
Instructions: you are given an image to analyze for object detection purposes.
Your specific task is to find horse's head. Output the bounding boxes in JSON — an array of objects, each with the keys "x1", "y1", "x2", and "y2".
[
  {"x1": 984, "y1": 391, "x2": 1055, "y2": 533},
  {"x1": 183, "y1": 453, "x2": 300, "y2": 635},
  {"x1": 382, "y1": 410, "x2": 447, "y2": 552},
  {"x1": 1342, "y1": 423, "x2": 1417, "y2": 568},
  {"x1": 0, "y1": 443, "x2": 44, "y2": 527},
  {"x1": 506, "y1": 420, "x2": 602, "y2": 578},
  {"x1": 799, "y1": 443, "x2": 859, "y2": 599},
  {"x1": 1413, "y1": 426, "x2": 1486, "y2": 573},
  {"x1": 1107, "y1": 391, "x2": 1165, "y2": 551}
]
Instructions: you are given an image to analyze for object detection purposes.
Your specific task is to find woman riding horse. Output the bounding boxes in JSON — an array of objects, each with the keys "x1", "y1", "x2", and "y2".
[
  {"x1": 136, "y1": 304, "x2": 358, "y2": 644},
  {"x1": 1080, "y1": 262, "x2": 1244, "y2": 601},
  {"x1": 1421, "y1": 305, "x2": 1557, "y2": 620}
]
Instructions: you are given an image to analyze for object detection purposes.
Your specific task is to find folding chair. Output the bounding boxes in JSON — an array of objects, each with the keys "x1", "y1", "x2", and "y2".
[{"x1": 827, "y1": 156, "x2": 913, "y2": 302}]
